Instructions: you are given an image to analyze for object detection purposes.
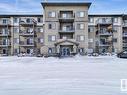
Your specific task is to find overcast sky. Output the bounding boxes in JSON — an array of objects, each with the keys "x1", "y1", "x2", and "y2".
[{"x1": 0, "y1": 0, "x2": 127, "y2": 14}]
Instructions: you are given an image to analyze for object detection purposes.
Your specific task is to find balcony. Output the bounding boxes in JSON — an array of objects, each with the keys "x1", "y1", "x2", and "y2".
[
  {"x1": 20, "y1": 18, "x2": 37, "y2": 26},
  {"x1": 99, "y1": 31, "x2": 112, "y2": 36},
  {"x1": 0, "y1": 42, "x2": 11, "y2": 47},
  {"x1": 19, "y1": 41, "x2": 34, "y2": 47},
  {"x1": 96, "y1": 18, "x2": 112, "y2": 25},
  {"x1": 99, "y1": 42, "x2": 111, "y2": 47},
  {"x1": 123, "y1": 32, "x2": 127, "y2": 37},
  {"x1": 0, "y1": 32, "x2": 11, "y2": 37},
  {"x1": 19, "y1": 30, "x2": 34, "y2": 36},
  {"x1": 0, "y1": 20, "x2": 11, "y2": 26},
  {"x1": 123, "y1": 43, "x2": 127, "y2": 47},
  {"x1": 59, "y1": 28, "x2": 75, "y2": 33},
  {"x1": 123, "y1": 20, "x2": 127, "y2": 27},
  {"x1": 58, "y1": 13, "x2": 75, "y2": 22}
]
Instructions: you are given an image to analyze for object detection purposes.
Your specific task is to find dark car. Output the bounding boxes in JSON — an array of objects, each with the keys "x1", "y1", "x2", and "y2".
[{"x1": 117, "y1": 51, "x2": 127, "y2": 58}]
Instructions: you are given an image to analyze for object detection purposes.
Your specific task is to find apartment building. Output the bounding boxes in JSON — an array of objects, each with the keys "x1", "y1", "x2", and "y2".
[
  {"x1": 0, "y1": 15, "x2": 43, "y2": 56},
  {"x1": 41, "y1": 2, "x2": 91, "y2": 56},
  {"x1": 0, "y1": 2, "x2": 127, "y2": 56}
]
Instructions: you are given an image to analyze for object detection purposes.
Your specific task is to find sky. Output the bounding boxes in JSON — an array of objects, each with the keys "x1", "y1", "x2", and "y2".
[{"x1": 0, "y1": 0, "x2": 127, "y2": 14}]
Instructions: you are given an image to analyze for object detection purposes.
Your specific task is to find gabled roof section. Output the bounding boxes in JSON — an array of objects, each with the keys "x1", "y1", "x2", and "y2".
[
  {"x1": 55, "y1": 39, "x2": 79, "y2": 46},
  {"x1": 41, "y1": 2, "x2": 91, "y2": 9}
]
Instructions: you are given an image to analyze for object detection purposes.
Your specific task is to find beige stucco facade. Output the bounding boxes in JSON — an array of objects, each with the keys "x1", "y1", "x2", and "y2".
[{"x1": 0, "y1": 2, "x2": 127, "y2": 56}]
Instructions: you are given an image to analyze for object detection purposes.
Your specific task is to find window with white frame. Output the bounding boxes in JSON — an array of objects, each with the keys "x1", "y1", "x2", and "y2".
[
  {"x1": 77, "y1": 23, "x2": 85, "y2": 30},
  {"x1": 48, "y1": 23, "x2": 56, "y2": 29},
  {"x1": 48, "y1": 48, "x2": 52, "y2": 53},
  {"x1": 48, "y1": 35, "x2": 56, "y2": 42},
  {"x1": 88, "y1": 27, "x2": 94, "y2": 32},
  {"x1": 14, "y1": 38, "x2": 19, "y2": 44},
  {"x1": 77, "y1": 11, "x2": 85, "y2": 17},
  {"x1": 38, "y1": 38, "x2": 43, "y2": 43},
  {"x1": 89, "y1": 39, "x2": 93, "y2": 43},
  {"x1": 48, "y1": 12, "x2": 56, "y2": 18},
  {"x1": 80, "y1": 36, "x2": 85, "y2": 41},
  {"x1": 113, "y1": 26, "x2": 118, "y2": 32},
  {"x1": 3, "y1": 19, "x2": 8, "y2": 24},
  {"x1": 14, "y1": 27, "x2": 19, "y2": 33},
  {"x1": 38, "y1": 28, "x2": 43, "y2": 32},
  {"x1": 14, "y1": 17, "x2": 18, "y2": 23},
  {"x1": 37, "y1": 17, "x2": 43, "y2": 23},
  {"x1": 77, "y1": 35, "x2": 85, "y2": 41},
  {"x1": 79, "y1": 48, "x2": 84, "y2": 53},
  {"x1": 113, "y1": 17, "x2": 118, "y2": 23},
  {"x1": 89, "y1": 17, "x2": 94, "y2": 23},
  {"x1": 14, "y1": 49, "x2": 19, "y2": 54}
]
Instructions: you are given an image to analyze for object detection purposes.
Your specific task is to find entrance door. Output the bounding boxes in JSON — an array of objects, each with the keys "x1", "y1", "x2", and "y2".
[{"x1": 61, "y1": 47, "x2": 70, "y2": 56}]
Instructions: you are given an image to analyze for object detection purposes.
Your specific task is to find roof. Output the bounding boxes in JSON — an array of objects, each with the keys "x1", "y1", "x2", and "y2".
[
  {"x1": 89, "y1": 14, "x2": 124, "y2": 17},
  {"x1": 0, "y1": 14, "x2": 43, "y2": 17},
  {"x1": 41, "y1": 2, "x2": 91, "y2": 8},
  {"x1": 0, "y1": 14, "x2": 127, "y2": 17}
]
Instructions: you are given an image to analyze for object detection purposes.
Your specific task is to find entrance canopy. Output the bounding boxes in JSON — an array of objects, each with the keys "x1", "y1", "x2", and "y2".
[{"x1": 55, "y1": 39, "x2": 79, "y2": 46}]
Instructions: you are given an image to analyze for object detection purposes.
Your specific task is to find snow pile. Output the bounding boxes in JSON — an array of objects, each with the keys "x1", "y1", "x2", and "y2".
[{"x1": 0, "y1": 56, "x2": 127, "y2": 95}]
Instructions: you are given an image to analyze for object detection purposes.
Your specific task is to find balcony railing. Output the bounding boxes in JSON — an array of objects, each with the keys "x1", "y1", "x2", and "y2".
[
  {"x1": 99, "y1": 31, "x2": 112, "y2": 35},
  {"x1": 96, "y1": 18, "x2": 112, "y2": 25},
  {"x1": 20, "y1": 18, "x2": 37, "y2": 25},
  {"x1": 99, "y1": 42, "x2": 111, "y2": 46},
  {"x1": 123, "y1": 43, "x2": 127, "y2": 47},
  {"x1": 0, "y1": 42, "x2": 11, "y2": 46},
  {"x1": 59, "y1": 28, "x2": 75, "y2": 33},
  {"x1": 123, "y1": 32, "x2": 127, "y2": 37},
  {"x1": 0, "y1": 20, "x2": 11, "y2": 25},
  {"x1": 58, "y1": 13, "x2": 75, "y2": 22},
  {"x1": 0, "y1": 32, "x2": 11, "y2": 36},
  {"x1": 19, "y1": 41, "x2": 34, "y2": 46},
  {"x1": 19, "y1": 30, "x2": 34, "y2": 36}
]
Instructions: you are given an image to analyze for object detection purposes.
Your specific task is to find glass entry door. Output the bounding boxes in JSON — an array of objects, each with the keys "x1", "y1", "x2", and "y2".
[{"x1": 61, "y1": 47, "x2": 70, "y2": 56}]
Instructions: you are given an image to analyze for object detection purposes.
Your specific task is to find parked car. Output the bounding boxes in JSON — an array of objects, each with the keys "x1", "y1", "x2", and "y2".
[
  {"x1": 117, "y1": 51, "x2": 127, "y2": 58},
  {"x1": 92, "y1": 52, "x2": 99, "y2": 56}
]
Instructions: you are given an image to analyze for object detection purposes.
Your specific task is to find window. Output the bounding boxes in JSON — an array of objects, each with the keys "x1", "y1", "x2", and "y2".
[
  {"x1": 48, "y1": 23, "x2": 55, "y2": 29},
  {"x1": 38, "y1": 28, "x2": 43, "y2": 32},
  {"x1": 37, "y1": 17, "x2": 43, "y2": 23},
  {"x1": 113, "y1": 17, "x2": 118, "y2": 23},
  {"x1": 27, "y1": 28, "x2": 33, "y2": 33},
  {"x1": 89, "y1": 17, "x2": 94, "y2": 23},
  {"x1": 26, "y1": 18, "x2": 31, "y2": 23},
  {"x1": 80, "y1": 36, "x2": 85, "y2": 41},
  {"x1": 89, "y1": 39, "x2": 93, "y2": 43},
  {"x1": 3, "y1": 19, "x2": 7, "y2": 24},
  {"x1": 14, "y1": 38, "x2": 19, "y2": 44},
  {"x1": 77, "y1": 23, "x2": 84, "y2": 30},
  {"x1": 14, "y1": 27, "x2": 19, "y2": 33},
  {"x1": 113, "y1": 27, "x2": 118, "y2": 32},
  {"x1": 48, "y1": 35, "x2": 56, "y2": 42},
  {"x1": 77, "y1": 35, "x2": 85, "y2": 41},
  {"x1": 27, "y1": 38, "x2": 33, "y2": 44},
  {"x1": 48, "y1": 12, "x2": 56, "y2": 17},
  {"x1": 113, "y1": 38, "x2": 117, "y2": 42},
  {"x1": 2, "y1": 28, "x2": 8, "y2": 34},
  {"x1": 78, "y1": 48, "x2": 84, "y2": 53},
  {"x1": 14, "y1": 18, "x2": 18, "y2": 23},
  {"x1": 27, "y1": 48, "x2": 33, "y2": 54},
  {"x1": 14, "y1": 49, "x2": 19, "y2": 54},
  {"x1": 88, "y1": 27, "x2": 94, "y2": 32},
  {"x1": 38, "y1": 38, "x2": 43, "y2": 43},
  {"x1": 48, "y1": 24, "x2": 52, "y2": 29},
  {"x1": 77, "y1": 11, "x2": 85, "y2": 17},
  {"x1": 48, "y1": 48, "x2": 52, "y2": 53}
]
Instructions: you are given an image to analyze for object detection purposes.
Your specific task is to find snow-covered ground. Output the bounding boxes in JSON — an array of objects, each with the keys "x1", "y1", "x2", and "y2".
[{"x1": 0, "y1": 55, "x2": 127, "y2": 95}]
